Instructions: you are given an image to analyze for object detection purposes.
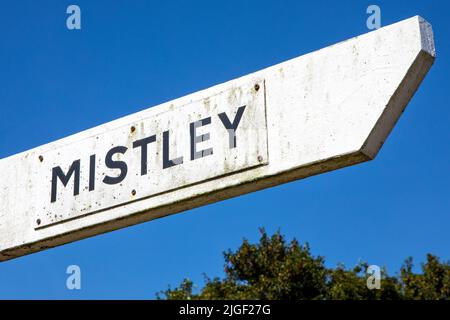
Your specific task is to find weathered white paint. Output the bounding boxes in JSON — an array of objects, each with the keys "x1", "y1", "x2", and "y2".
[
  {"x1": 0, "y1": 16, "x2": 435, "y2": 261},
  {"x1": 35, "y1": 79, "x2": 267, "y2": 229}
]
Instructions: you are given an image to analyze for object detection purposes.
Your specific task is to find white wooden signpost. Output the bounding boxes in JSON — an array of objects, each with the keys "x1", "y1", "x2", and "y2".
[{"x1": 0, "y1": 16, "x2": 435, "y2": 261}]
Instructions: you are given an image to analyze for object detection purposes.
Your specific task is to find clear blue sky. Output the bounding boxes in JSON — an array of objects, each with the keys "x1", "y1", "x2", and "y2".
[{"x1": 0, "y1": 0, "x2": 448, "y2": 299}]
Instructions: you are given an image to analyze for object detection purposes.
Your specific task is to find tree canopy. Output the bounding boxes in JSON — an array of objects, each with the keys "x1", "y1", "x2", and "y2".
[{"x1": 158, "y1": 229, "x2": 449, "y2": 300}]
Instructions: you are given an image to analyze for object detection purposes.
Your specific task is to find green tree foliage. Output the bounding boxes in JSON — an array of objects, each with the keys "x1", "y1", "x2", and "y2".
[{"x1": 158, "y1": 229, "x2": 450, "y2": 300}]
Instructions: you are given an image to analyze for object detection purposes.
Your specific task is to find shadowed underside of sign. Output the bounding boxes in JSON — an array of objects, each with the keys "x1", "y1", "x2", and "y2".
[{"x1": 0, "y1": 16, "x2": 435, "y2": 261}]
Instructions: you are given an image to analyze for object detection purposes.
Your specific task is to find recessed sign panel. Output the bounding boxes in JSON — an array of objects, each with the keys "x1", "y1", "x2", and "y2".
[{"x1": 35, "y1": 80, "x2": 268, "y2": 229}]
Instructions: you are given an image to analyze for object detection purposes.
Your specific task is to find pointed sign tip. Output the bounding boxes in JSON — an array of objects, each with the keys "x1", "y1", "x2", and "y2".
[{"x1": 417, "y1": 16, "x2": 436, "y2": 58}]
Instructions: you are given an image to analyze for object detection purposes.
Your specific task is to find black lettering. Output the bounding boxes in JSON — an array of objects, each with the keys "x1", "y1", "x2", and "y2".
[
  {"x1": 89, "y1": 154, "x2": 95, "y2": 191},
  {"x1": 190, "y1": 117, "x2": 213, "y2": 160},
  {"x1": 218, "y1": 105, "x2": 246, "y2": 149},
  {"x1": 133, "y1": 135, "x2": 156, "y2": 175},
  {"x1": 103, "y1": 146, "x2": 128, "y2": 185},
  {"x1": 51, "y1": 159, "x2": 80, "y2": 203},
  {"x1": 163, "y1": 130, "x2": 183, "y2": 169}
]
